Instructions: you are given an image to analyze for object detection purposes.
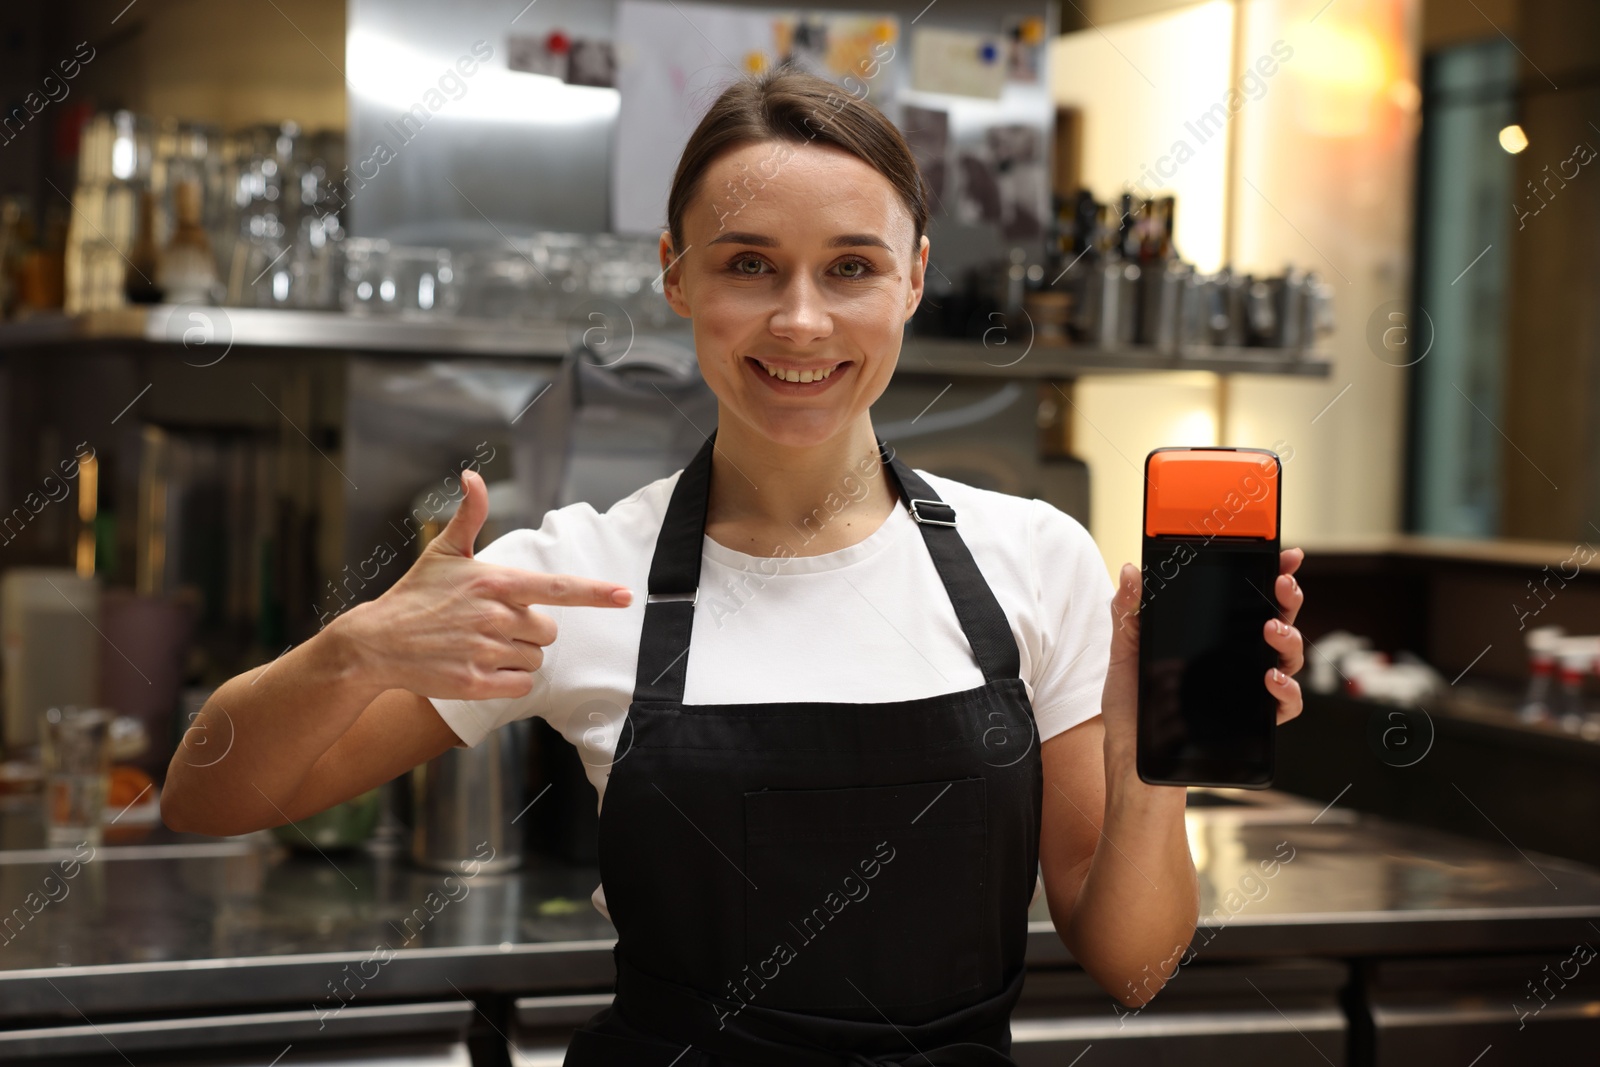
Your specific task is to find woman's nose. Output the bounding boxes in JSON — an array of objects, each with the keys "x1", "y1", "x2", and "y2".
[{"x1": 768, "y1": 273, "x2": 833, "y2": 344}]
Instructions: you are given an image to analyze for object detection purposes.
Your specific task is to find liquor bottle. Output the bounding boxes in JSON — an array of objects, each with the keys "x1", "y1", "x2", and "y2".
[
  {"x1": 156, "y1": 179, "x2": 218, "y2": 304},
  {"x1": 125, "y1": 189, "x2": 164, "y2": 304}
]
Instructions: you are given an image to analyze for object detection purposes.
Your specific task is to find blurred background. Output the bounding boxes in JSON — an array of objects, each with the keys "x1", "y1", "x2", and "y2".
[{"x1": 0, "y1": 1, "x2": 1597, "y2": 1065}]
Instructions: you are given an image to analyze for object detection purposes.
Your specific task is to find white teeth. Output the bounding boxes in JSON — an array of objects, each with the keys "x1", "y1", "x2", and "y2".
[{"x1": 759, "y1": 360, "x2": 837, "y2": 383}]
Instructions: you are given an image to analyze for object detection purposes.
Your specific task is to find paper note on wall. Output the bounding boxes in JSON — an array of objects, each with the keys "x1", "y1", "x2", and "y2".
[
  {"x1": 613, "y1": 0, "x2": 900, "y2": 235},
  {"x1": 910, "y1": 26, "x2": 1005, "y2": 99}
]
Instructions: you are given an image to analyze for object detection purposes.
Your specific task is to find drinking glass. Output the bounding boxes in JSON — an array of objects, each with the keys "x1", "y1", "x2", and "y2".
[{"x1": 40, "y1": 706, "x2": 112, "y2": 849}]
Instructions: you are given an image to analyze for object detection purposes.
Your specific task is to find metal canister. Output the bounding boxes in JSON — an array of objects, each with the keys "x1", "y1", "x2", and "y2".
[
  {"x1": 1270, "y1": 268, "x2": 1308, "y2": 351},
  {"x1": 409, "y1": 716, "x2": 532, "y2": 874},
  {"x1": 1138, "y1": 260, "x2": 1190, "y2": 353}
]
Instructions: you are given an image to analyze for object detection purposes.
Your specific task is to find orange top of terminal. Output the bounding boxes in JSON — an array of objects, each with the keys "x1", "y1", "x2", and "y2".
[{"x1": 1144, "y1": 448, "x2": 1279, "y2": 539}]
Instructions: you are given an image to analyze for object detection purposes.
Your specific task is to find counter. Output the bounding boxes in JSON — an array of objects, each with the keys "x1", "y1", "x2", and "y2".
[{"x1": 2, "y1": 795, "x2": 1595, "y2": 1024}]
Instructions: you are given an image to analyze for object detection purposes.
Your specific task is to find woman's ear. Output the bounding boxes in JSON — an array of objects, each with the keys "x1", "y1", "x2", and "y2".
[
  {"x1": 659, "y1": 231, "x2": 691, "y2": 318},
  {"x1": 904, "y1": 234, "x2": 929, "y2": 321}
]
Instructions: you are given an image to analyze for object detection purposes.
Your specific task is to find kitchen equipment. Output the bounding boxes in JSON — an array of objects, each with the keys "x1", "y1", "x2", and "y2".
[
  {"x1": 341, "y1": 243, "x2": 459, "y2": 317},
  {"x1": 1176, "y1": 268, "x2": 1211, "y2": 349},
  {"x1": 1265, "y1": 267, "x2": 1308, "y2": 350},
  {"x1": 339, "y1": 236, "x2": 390, "y2": 313},
  {"x1": 1137, "y1": 258, "x2": 1189, "y2": 352},
  {"x1": 388, "y1": 246, "x2": 461, "y2": 318},
  {"x1": 410, "y1": 716, "x2": 532, "y2": 874},
  {"x1": 226, "y1": 121, "x2": 300, "y2": 308},
  {"x1": 40, "y1": 705, "x2": 112, "y2": 848},
  {"x1": 1300, "y1": 271, "x2": 1336, "y2": 352},
  {"x1": 2, "y1": 569, "x2": 101, "y2": 754},
  {"x1": 1244, "y1": 276, "x2": 1277, "y2": 345},
  {"x1": 1079, "y1": 257, "x2": 1139, "y2": 347},
  {"x1": 1208, "y1": 267, "x2": 1249, "y2": 347}
]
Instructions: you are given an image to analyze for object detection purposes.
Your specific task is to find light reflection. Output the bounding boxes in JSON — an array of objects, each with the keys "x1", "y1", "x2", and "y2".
[{"x1": 346, "y1": 29, "x2": 620, "y2": 126}]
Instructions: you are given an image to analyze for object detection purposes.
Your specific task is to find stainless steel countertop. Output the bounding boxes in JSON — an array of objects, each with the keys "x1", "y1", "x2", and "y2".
[{"x1": 0, "y1": 795, "x2": 1594, "y2": 1024}]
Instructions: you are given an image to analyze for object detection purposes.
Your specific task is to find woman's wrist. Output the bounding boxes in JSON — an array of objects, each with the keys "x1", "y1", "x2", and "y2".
[
  {"x1": 1103, "y1": 742, "x2": 1188, "y2": 816},
  {"x1": 315, "y1": 601, "x2": 388, "y2": 707}
]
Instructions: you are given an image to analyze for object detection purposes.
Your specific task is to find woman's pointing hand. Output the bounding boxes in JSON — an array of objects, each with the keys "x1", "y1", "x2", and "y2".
[{"x1": 336, "y1": 469, "x2": 633, "y2": 702}]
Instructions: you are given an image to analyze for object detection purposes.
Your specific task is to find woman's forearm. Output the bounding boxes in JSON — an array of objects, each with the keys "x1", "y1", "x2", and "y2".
[
  {"x1": 1064, "y1": 757, "x2": 1198, "y2": 1008},
  {"x1": 161, "y1": 606, "x2": 383, "y2": 837}
]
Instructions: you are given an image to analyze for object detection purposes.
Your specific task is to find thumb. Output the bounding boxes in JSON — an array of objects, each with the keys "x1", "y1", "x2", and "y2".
[
  {"x1": 1108, "y1": 563, "x2": 1142, "y2": 663},
  {"x1": 431, "y1": 469, "x2": 489, "y2": 558}
]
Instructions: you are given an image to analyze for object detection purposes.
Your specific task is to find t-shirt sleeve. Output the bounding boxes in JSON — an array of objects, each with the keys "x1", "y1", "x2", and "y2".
[
  {"x1": 1026, "y1": 497, "x2": 1115, "y2": 743},
  {"x1": 427, "y1": 527, "x2": 559, "y2": 749}
]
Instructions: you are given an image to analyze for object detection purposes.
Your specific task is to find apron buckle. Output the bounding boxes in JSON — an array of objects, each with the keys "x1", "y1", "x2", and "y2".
[
  {"x1": 908, "y1": 498, "x2": 957, "y2": 527},
  {"x1": 646, "y1": 589, "x2": 699, "y2": 605}
]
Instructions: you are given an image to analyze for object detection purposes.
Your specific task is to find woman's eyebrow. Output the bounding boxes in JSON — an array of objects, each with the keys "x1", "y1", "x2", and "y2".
[{"x1": 704, "y1": 231, "x2": 892, "y2": 250}]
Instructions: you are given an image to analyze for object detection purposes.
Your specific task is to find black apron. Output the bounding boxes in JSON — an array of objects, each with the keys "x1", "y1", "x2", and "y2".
[{"x1": 564, "y1": 429, "x2": 1044, "y2": 1067}]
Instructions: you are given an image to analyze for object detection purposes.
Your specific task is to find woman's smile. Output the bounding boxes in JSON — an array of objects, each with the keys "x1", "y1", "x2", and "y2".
[{"x1": 744, "y1": 355, "x2": 853, "y2": 393}]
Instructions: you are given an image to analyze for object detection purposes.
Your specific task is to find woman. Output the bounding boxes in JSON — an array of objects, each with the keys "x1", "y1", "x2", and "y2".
[{"x1": 162, "y1": 68, "x2": 1306, "y2": 1066}]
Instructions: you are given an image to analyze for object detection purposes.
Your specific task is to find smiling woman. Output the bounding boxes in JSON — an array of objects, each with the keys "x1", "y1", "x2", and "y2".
[{"x1": 163, "y1": 62, "x2": 1307, "y2": 1067}]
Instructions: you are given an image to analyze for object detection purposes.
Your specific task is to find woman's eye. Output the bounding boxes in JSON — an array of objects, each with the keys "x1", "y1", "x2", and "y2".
[{"x1": 727, "y1": 256, "x2": 873, "y2": 278}]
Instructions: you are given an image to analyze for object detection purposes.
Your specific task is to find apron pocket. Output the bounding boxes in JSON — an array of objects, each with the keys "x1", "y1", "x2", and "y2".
[{"x1": 740, "y1": 777, "x2": 989, "y2": 1019}]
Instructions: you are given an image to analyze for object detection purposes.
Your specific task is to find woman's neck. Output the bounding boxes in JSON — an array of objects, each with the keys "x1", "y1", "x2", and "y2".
[{"x1": 703, "y1": 414, "x2": 901, "y2": 558}]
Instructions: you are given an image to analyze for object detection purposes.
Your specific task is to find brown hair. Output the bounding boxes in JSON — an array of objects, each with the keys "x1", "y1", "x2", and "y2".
[{"x1": 664, "y1": 65, "x2": 929, "y2": 256}]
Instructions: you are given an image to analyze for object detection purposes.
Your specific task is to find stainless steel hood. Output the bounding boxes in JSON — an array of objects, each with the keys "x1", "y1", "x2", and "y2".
[{"x1": 344, "y1": 0, "x2": 1057, "y2": 282}]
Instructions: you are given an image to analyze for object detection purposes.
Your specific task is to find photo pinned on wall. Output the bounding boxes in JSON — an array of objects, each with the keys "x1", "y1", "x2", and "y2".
[
  {"x1": 506, "y1": 31, "x2": 616, "y2": 87},
  {"x1": 900, "y1": 105, "x2": 949, "y2": 210},
  {"x1": 568, "y1": 39, "x2": 617, "y2": 87},
  {"x1": 956, "y1": 124, "x2": 1045, "y2": 239},
  {"x1": 1002, "y1": 15, "x2": 1046, "y2": 83},
  {"x1": 507, "y1": 33, "x2": 567, "y2": 79}
]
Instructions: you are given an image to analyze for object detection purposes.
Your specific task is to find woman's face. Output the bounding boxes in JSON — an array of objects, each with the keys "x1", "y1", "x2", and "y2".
[{"x1": 660, "y1": 139, "x2": 928, "y2": 449}]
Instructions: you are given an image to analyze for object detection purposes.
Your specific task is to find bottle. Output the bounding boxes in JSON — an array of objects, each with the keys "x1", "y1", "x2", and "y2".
[
  {"x1": 1516, "y1": 625, "x2": 1563, "y2": 724},
  {"x1": 125, "y1": 189, "x2": 164, "y2": 304},
  {"x1": 1552, "y1": 636, "x2": 1595, "y2": 734},
  {"x1": 156, "y1": 179, "x2": 218, "y2": 304}
]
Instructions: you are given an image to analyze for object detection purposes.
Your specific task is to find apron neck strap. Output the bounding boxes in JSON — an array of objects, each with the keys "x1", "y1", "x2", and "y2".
[{"x1": 632, "y1": 429, "x2": 1021, "y2": 704}]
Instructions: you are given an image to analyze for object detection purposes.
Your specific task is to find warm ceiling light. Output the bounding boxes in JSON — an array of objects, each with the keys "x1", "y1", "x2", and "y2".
[{"x1": 1499, "y1": 124, "x2": 1529, "y2": 154}]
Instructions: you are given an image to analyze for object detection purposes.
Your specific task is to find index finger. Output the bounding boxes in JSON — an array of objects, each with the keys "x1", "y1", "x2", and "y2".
[{"x1": 498, "y1": 568, "x2": 633, "y2": 607}]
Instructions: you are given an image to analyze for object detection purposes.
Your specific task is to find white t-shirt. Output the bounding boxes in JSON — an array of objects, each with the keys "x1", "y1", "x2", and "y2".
[{"x1": 429, "y1": 466, "x2": 1115, "y2": 917}]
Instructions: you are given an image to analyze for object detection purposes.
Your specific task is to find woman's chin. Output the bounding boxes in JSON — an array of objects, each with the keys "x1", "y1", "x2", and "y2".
[{"x1": 735, "y1": 408, "x2": 854, "y2": 450}]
